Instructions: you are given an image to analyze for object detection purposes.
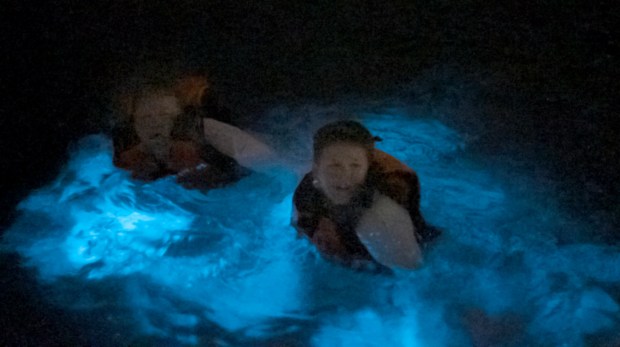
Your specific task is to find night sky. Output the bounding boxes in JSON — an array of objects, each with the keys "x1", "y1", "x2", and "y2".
[{"x1": 1, "y1": 0, "x2": 619, "y2": 345}]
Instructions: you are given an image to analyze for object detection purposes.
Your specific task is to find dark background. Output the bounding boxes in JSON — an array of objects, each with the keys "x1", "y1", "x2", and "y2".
[{"x1": 1, "y1": 0, "x2": 618, "y2": 345}]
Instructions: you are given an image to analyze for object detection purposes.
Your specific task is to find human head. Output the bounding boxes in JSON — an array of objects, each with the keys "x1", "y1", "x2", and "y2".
[
  {"x1": 312, "y1": 120, "x2": 377, "y2": 162},
  {"x1": 312, "y1": 120, "x2": 378, "y2": 205},
  {"x1": 132, "y1": 90, "x2": 182, "y2": 159},
  {"x1": 118, "y1": 73, "x2": 210, "y2": 121},
  {"x1": 118, "y1": 74, "x2": 210, "y2": 159}
]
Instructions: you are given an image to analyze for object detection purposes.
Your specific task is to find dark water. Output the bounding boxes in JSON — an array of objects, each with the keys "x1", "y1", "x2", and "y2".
[{"x1": 1, "y1": 1, "x2": 619, "y2": 346}]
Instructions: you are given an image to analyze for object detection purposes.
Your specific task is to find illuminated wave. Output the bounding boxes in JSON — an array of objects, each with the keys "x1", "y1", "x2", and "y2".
[{"x1": 2, "y1": 111, "x2": 619, "y2": 346}]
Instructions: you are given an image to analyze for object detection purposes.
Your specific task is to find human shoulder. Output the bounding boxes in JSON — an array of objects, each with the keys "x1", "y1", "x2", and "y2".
[
  {"x1": 371, "y1": 149, "x2": 415, "y2": 175},
  {"x1": 370, "y1": 149, "x2": 420, "y2": 207}
]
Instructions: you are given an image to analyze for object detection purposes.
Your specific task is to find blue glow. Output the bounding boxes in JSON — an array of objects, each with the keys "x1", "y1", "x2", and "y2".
[{"x1": 2, "y1": 111, "x2": 619, "y2": 346}]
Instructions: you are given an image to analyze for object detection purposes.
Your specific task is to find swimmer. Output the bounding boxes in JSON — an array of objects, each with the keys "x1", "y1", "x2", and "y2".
[
  {"x1": 113, "y1": 73, "x2": 274, "y2": 189},
  {"x1": 292, "y1": 119, "x2": 439, "y2": 270}
]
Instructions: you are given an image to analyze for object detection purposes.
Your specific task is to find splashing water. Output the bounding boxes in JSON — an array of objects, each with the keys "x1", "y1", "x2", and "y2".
[{"x1": 2, "y1": 110, "x2": 619, "y2": 346}]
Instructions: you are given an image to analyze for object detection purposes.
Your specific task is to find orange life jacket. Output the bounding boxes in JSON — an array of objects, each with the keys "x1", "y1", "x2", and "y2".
[{"x1": 292, "y1": 149, "x2": 433, "y2": 266}]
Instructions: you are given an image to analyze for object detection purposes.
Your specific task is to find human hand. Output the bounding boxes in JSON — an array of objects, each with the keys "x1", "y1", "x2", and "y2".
[
  {"x1": 117, "y1": 145, "x2": 161, "y2": 180},
  {"x1": 176, "y1": 163, "x2": 213, "y2": 189},
  {"x1": 312, "y1": 217, "x2": 349, "y2": 259},
  {"x1": 168, "y1": 140, "x2": 204, "y2": 172}
]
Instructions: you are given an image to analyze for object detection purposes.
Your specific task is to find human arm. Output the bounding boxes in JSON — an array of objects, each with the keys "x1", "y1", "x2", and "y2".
[
  {"x1": 355, "y1": 192, "x2": 422, "y2": 269},
  {"x1": 371, "y1": 149, "x2": 437, "y2": 243},
  {"x1": 202, "y1": 118, "x2": 276, "y2": 171}
]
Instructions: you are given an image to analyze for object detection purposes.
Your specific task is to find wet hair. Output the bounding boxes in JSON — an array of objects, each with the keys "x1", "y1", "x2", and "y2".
[{"x1": 313, "y1": 120, "x2": 381, "y2": 161}]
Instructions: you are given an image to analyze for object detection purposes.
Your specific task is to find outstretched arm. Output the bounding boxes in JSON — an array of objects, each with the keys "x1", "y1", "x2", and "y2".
[
  {"x1": 355, "y1": 192, "x2": 422, "y2": 269},
  {"x1": 202, "y1": 118, "x2": 276, "y2": 171}
]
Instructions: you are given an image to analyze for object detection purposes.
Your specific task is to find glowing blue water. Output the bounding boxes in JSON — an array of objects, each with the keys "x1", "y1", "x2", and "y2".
[{"x1": 2, "y1": 111, "x2": 619, "y2": 346}]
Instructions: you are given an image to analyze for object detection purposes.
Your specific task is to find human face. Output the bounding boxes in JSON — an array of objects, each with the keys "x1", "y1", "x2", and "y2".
[
  {"x1": 313, "y1": 142, "x2": 370, "y2": 205},
  {"x1": 133, "y1": 94, "x2": 182, "y2": 159}
]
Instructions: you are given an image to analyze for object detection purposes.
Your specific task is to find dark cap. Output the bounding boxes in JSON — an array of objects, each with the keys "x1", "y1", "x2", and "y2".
[{"x1": 313, "y1": 120, "x2": 381, "y2": 160}]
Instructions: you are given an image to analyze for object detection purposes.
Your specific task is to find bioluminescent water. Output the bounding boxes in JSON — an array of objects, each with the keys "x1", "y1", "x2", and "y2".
[{"x1": 2, "y1": 110, "x2": 619, "y2": 346}]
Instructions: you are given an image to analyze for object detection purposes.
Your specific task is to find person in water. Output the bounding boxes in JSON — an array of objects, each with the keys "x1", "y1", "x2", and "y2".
[
  {"x1": 113, "y1": 73, "x2": 274, "y2": 189},
  {"x1": 292, "y1": 119, "x2": 439, "y2": 270}
]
